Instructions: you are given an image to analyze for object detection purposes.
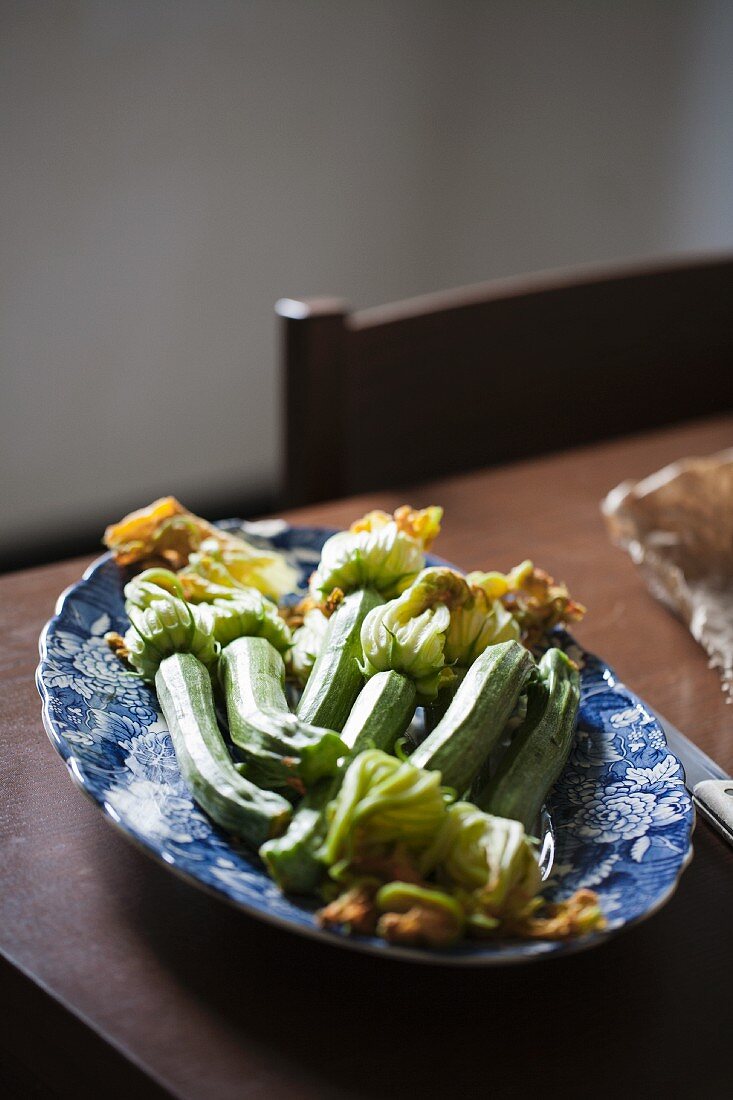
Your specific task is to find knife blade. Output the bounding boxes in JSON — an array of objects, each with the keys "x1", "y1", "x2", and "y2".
[{"x1": 651, "y1": 708, "x2": 733, "y2": 848}]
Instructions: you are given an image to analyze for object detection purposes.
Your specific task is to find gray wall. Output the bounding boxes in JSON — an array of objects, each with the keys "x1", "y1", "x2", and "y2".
[{"x1": 2, "y1": 1, "x2": 732, "y2": 560}]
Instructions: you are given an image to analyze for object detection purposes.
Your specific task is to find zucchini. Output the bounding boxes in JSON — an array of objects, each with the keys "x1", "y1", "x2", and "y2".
[
  {"x1": 262, "y1": 670, "x2": 416, "y2": 893},
  {"x1": 473, "y1": 648, "x2": 580, "y2": 830},
  {"x1": 220, "y1": 636, "x2": 345, "y2": 792},
  {"x1": 260, "y1": 778, "x2": 335, "y2": 894},
  {"x1": 340, "y1": 670, "x2": 417, "y2": 754},
  {"x1": 410, "y1": 641, "x2": 535, "y2": 793},
  {"x1": 155, "y1": 653, "x2": 290, "y2": 846},
  {"x1": 296, "y1": 587, "x2": 383, "y2": 730}
]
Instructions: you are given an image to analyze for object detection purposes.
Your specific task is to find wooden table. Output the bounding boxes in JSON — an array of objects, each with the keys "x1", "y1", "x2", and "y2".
[{"x1": 2, "y1": 415, "x2": 732, "y2": 1099}]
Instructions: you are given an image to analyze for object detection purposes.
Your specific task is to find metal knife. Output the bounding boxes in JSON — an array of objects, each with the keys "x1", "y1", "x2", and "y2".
[{"x1": 652, "y1": 709, "x2": 733, "y2": 847}]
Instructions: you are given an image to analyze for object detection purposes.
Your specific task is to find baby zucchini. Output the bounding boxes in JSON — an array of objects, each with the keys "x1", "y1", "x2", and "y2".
[
  {"x1": 220, "y1": 636, "x2": 345, "y2": 791},
  {"x1": 260, "y1": 777, "x2": 336, "y2": 895},
  {"x1": 340, "y1": 670, "x2": 417, "y2": 755},
  {"x1": 410, "y1": 640, "x2": 535, "y2": 793},
  {"x1": 262, "y1": 670, "x2": 417, "y2": 893},
  {"x1": 473, "y1": 648, "x2": 580, "y2": 830},
  {"x1": 296, "y1": 587, "x2": 383, "y2": 730},
  {"x1": 155, "y1": 652, "x2": 291, "y2": 846}
]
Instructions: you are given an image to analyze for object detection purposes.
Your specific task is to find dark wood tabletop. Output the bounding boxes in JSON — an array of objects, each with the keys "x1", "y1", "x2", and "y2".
[{"x1": 2, "y1": 414, "x2": 732, "y2": 1100}]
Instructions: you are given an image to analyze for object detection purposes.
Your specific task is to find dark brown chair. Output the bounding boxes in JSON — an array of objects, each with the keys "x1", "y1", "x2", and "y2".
[{"x1": 278, "y1": 254, "x2": 733, "y2": 507}]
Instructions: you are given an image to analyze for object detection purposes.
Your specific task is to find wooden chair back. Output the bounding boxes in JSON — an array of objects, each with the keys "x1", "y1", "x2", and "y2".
[{"x1": 278, "y1": 254, "x2": 733, "y2": 506}]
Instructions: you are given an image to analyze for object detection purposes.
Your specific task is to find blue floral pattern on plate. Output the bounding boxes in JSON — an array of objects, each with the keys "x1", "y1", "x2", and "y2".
[{"x1": 36, "y1": 521, "x2": 694, "y2": 964}]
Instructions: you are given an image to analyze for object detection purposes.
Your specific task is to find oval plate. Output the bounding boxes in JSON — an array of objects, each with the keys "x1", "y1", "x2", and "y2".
[{"x1": 37, "y1": 521, "x2": 694, "y2": 964}]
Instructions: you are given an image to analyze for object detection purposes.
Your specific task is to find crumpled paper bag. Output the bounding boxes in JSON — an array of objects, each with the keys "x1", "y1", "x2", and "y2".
[{"x1": 602, "y1": 448, "x2": 733, "y2": 700}]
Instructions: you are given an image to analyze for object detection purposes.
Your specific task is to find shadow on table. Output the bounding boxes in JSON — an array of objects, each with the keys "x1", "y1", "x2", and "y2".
[{"x1": 109, "y1": 823, "x2": 733, "y2": 1099}]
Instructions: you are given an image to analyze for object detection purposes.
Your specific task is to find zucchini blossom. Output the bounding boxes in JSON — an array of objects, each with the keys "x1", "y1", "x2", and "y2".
[
  {"x1": 124, "y1": 569, "x2": 186, "y2": 609},
  {"x1": 104, "y1": 496, "x2": 297, "y2": 599},
  {"x1": 208, "y1": 594, "x2": 292, "y2": 653},
  {"x1": 179, "y1": 539, "x2": 297, "y2": 604},
  {"x1": 289, "y1": 607, "x2": 330, "y2": 686},
  {"x1": 428, "y1": 802, "x2": 606, "y2": 937},
  {"x1": 310, "y1": 505, "x2": 442, "y2": 600},
  {"x1": 360, "y1": 567, "x2": 467, "y2": 699},
  {"x1": 317, "y1": 755, "x2": 606, "y2": 943},
  {"x1": 468, "y1": 561, "x2": 585, "y2": 648},
  {"x1": 375, "y1": 882, "x2": 465, "y2": 948},
  {"x1": 421, "y1": 801, "x2": 542, "y2": 923},
  {"x1": 321, "y1": 749, "x2": 451, "y2": 871},
  {"x1": 125, "y1": 570, "x2": 291, "y2": 654},
  {"x1": 443, "y1": 583, "x2": 521, "y2": 668},
  {"x1": 124, "y1": 588, "x2": 220, "y2": 682}
]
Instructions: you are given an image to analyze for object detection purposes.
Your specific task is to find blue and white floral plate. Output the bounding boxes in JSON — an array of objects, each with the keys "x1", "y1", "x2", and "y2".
[{"x1": 36, "y1": 521, "x2": 694, "y2": 965}]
